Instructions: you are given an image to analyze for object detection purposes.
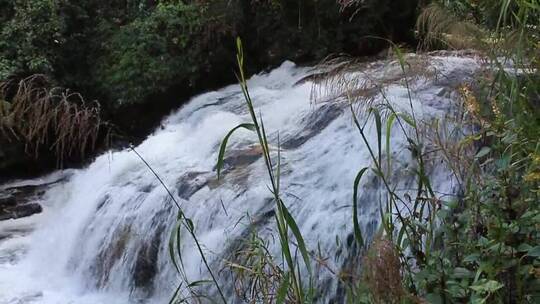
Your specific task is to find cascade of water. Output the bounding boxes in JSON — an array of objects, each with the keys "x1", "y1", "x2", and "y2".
[{"x1": 0, "y1": 55, "x2": 480, "y2": 304}]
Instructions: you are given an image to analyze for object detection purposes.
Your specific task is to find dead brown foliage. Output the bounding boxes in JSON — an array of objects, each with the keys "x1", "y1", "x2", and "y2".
[
  {"x1": 362, "y1": 237, "x2": 407, "y2": 304},
  {"x1": 0, "y1": 75, "x2": 104, "y2": 165}
]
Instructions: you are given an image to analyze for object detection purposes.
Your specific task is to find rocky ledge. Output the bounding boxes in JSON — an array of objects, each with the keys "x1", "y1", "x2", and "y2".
[{"x1": 0, "y1": 172, "x2": 71, "y2": 221}]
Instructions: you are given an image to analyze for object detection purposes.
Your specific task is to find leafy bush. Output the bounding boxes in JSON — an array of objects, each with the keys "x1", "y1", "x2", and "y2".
[
  {"x1": 0, "y1": 0, "x2": 65, "y2": 79},
  {"x1": 96, "y1": 2, "x2": 204, "y2": 106},
  {"x1": 0, "y1": 0, "x2": 423, "y2": 108}
]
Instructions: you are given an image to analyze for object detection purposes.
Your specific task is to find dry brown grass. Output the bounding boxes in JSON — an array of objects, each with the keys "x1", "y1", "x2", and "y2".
[
  {"x1": 0, "y1": 74, "x2": 105, "y2": 165},
  {"x1": 309, "y1": 53, "x2": 436, "y2": 110},
  {"x1": 416, "y1": 3, "x2": 485, "y2": 51},
  {"x1": 362, "y1": 237, "x2": 408, "y2": 304}
]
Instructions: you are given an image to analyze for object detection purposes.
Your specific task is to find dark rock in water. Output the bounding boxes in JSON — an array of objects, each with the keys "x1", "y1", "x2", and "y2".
[
  {"x1": 132, "y1": 226, "x2": 164, "y2": 293},
  {"x1": 0, "y1": 173, "x2": 69, "y2": 221},
  {"x1": 0, "y1": 187, "x2": 43, "y2": 221},
  {"x1": 283, "y1": 102, "x2": 344, "y2": 149},
  {"x1": 222, "y1": 145, "x2": 263, "y2": 169},
  {"x1": 0, "y1": 203, "x2": 42, "y2": 221},
  {"x1": 0, "y1": 195, "x2": 17, "y2": 208},
  {"x1": 177, "y1": 172, "x2": 210, "y2": 200},
  {"x1": 210, "y1": 145, "x2": 264, "y2": 184}
]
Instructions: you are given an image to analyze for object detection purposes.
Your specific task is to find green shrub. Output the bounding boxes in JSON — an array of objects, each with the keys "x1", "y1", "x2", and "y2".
[
  {"x1": 96, "y1": 2, "x2": 204, "y2": 106},
  {"x1": 0, "y1": 0, "x2": 65, "y2": 79},
  {"x1": 0, "y1": 0, "x2": 423, "y2": 108}
]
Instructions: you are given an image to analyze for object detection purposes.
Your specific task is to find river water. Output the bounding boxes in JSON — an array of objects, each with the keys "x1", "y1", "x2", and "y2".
[{"x1": 0, "y1": 55, "x2": 479, "y2": 303}]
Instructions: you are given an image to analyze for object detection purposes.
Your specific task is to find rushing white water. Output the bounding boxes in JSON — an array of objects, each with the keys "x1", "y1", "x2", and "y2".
[{"x1": 0, "y1": 54, "x2": 480, "y2": 304}]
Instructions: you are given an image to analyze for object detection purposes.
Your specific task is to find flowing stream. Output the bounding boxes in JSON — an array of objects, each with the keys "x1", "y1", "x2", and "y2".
[{"x1": 0, "y1": 54, "x2": 480, "y2": 303}]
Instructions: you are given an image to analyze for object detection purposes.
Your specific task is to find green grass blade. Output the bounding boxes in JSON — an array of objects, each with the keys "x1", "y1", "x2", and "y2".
[
  {"x1": 169, "y1": 218, "x2": 182, "y2": 273},
  {"x1": 369, "y1": 108, "x2": 383, "y2": 165},
  {"x1": 168, "y1": 283, "x2": 183, "y2": 304},
  {"x1": 188, "y1": 280, "x2": 213, "y2": 288},
  {"x1": 276, "y1": 133, "x2": 281, "y2": 195},
  {"x1": 216, "y1": 123, "x2": 256, "y2": 179},
  {"x1": 397, "y1": 112, "x2": 416, "y2": 128},
  {"x1": 386, "y1": 113, "x2": 397, "y2": 176},
  {"x1": 280, "y1": 199, "x2": 312, "y2": 276},
  {"x1": 276, "y1": 272, "x2": 290, "y2": 304},
  {"x1": 392, "y1": 45, "x2": 408, "y2": 73},
  {"x1": 353, "y1": 167, "x2": 369, "y2": 248}
]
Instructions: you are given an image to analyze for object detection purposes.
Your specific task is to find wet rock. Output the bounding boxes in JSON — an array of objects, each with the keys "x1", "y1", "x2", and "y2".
[
  {"x1": 209, "y1": 145, "x2": 264, "y2": 187},
  {"x1": 0, "y1": 188, "x2": 43, "y2": 221},
  {"x1": 132, "y1": 226, "x2": 164, "y2": 293},
  {"x1": 218, "y1": 145, "x2": 263, "y2": 172},
  {"x1": 0, "y1": 173, "x2": 69, "y2": 221},
  {"x1": 282, "y1": 103, "x2": 344, "y2": 149},
  {"x1": 94, "y1": 224, "x2": 131, "y2": 288},
  {"x1": 177, "y1": 172, "x2": 210, "y2": 200},
  {"x1": 0, "y1": 195, "x2": 16, "y2": 209},
  {"x1": 223, "y1": 148, "x2": 262, "y2": 168},
  {"x1": 0, "y1": 203, "x2": 42, "y2": 221}
]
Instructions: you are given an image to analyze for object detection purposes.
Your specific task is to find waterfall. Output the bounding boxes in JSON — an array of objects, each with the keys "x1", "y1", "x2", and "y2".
[{"x1": 0, "y1": 54, "x2": 480, "y2": 303}]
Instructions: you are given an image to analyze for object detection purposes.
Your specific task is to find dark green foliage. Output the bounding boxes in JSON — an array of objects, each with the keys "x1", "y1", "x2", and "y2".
[
  {"x1": 96, "y1": 2, "x2": 204, "y2": 105},
  {"x1": 438, "y1": 0, "x2": 540, "y2": 30},
  {"x1": 400, "y1": 2, "x2": 540, "y2": 303},
  {"x1": 0, "y1": 0, "x2": 65, "y2": 79},
  {"x1": 0, "y1": 0, "x2": 422, "y2": 108}
]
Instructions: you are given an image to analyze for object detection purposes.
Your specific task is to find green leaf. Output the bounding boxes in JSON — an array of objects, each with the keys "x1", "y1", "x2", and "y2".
[
  {"x1": 281, "y1": 201, "x2": 312, "y2": 276},
  {"x1": 470, "y1": 279, "x2": 504, "y2": 293},
  {"x1": 475, "y1": 147, "x2": 491, "y2": 159},
  {"x1": 168, "y1": 283, "x2": 182, "y2": 304},
  {"x1": 216, "y1": 123, "x2": 256, "y2": 178},
  {"x1": 236, "y1": 37, "x2": 244, "y2": 67},
  {"x1": 392, "y1": 45, "x2": 408, "y2": 73},
  {"x1": 464, "y1": 253, "x2": 481, "y2": 263},
  {"x1": 386, "y1": 112, "x2": 396, "y2": 175},
  {"x1": 188, "y1": 280, "x2": 212, "y2": 288},
  {"x1": 185, "y1": 218, "x2": 194, "y2": 232},
  {"x1": 276, "y1": 272, "x2": 290, "y2": 304},
  {"x1": 353, "y1": 167, "x2": 369, "y2": 248},
  {"x1": 517, "y1": 243, "x2": 532, "y2": 252},
  {"x1": 496, "y1": 155, "x2": 511, "y2": 170},
  {"x1": 527, "y1": 246, "x2": 540, "y2": 257},
  {"x1": 168, "y1": 218, "x2": 183, "y2": 273},
  {"x1": 453, "y1": 267, "x2": 474, "y2": 279},
  {"x1": 425, "y1": 293, "x2": 443, "y2": 304},
  {"x1": 369, "y1": 108, "x2": 382, "y2": 164},
  {"x1": 397, "y1": 112, "x2": 416, "y2": 128},
  {"x1": 397, "y1": 224, "x2": 407, "y2": 249}
]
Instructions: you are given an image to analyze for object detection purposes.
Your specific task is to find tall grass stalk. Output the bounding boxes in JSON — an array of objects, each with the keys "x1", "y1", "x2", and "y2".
[{"x1": 216, "y1": 38, "x2": 313, "y2": 303}]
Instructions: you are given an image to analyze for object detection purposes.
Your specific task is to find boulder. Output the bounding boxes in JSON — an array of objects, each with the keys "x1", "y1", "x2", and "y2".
[
  {"x1": 0, "y1": 173, "x2": 69, "y2": 221},
  {"x1": 0, "y1": 203, "x2": 42, "y2": 221}
]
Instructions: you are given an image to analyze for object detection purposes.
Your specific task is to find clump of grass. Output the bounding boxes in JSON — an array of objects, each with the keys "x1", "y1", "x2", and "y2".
[
  {"x1": 224, "y1": 232, "x2": 297, "y2": 303},
  {"x1": 309, "y1": 52, "x2": 437, "y2": 106},
  {"x1": 0, "y1": 74, "x2": 104, "y2": 165},
  {"x1": 362, "y1": 236, "x2": 410, "y2": 304},
  {"x1": 416, "y1": 3, "x2": 485, "y2": 51}
]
